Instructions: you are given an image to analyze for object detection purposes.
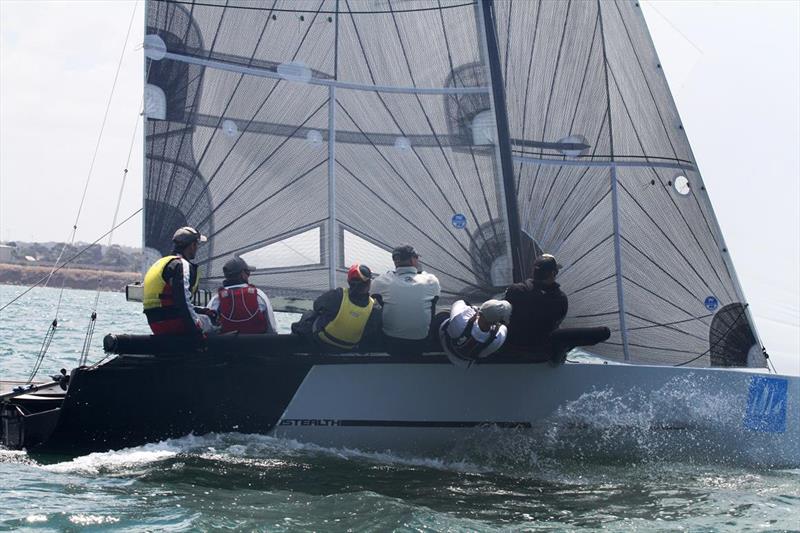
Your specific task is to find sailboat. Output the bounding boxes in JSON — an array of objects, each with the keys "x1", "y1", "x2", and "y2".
[{"x1": 1, "y1": 0, "x2": 797, "y2": 466}]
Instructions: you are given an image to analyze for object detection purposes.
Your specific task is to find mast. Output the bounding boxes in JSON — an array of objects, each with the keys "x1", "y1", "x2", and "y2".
[
  {"x1": 477, "y1": 0, "x2": 525, "y2": 283},
  {"x1": 327, "y1": 0, "x2": 340, "y2": 290}
]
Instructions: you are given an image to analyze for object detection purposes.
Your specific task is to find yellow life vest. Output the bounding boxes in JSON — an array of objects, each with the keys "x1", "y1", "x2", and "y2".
[
  {"x1": 142, "y1": 255, "x2": 200, "y2": 310},
  {"x1": 319, "y1": 288, "x2": 375, "y2": 349}
]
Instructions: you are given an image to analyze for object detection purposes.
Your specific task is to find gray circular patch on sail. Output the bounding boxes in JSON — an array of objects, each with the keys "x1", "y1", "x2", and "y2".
[
  {"x1": 144, "y1": 34, "x2": 167, "y2": 61},
  {"x1": 306, "y1": 129, "x2": 323, "y2": 148},
  {"x1": 557, "y1": 134, "x2": 589, "y2": 157},
  {"x1": 674, "y1": 175, "x2": 691, "y2": 195},
  {"x1": 222, "y1": 119, "x2": 238, "y2": 138},
  {"x1": 394, "y1": 137, "x2": 411, "y2": 152}
]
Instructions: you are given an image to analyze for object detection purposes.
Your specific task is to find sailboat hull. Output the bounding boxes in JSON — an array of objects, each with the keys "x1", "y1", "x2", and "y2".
[{"x1": 3, "y1": 351, "x2": 797, "y2": 467}]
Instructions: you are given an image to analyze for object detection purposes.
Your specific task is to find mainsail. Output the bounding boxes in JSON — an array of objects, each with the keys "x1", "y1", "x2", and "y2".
[{"x1": 142, "y1": 0, "x2": 763, "y2": 368}]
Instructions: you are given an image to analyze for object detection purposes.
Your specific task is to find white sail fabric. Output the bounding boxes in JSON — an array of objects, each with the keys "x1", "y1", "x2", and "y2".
[
  {"x1": 143, "y1": 0, "x2": 514, "y2": 303},
  {"x1": 494, "y1": 0, "x2": 761, "y2": 367}
]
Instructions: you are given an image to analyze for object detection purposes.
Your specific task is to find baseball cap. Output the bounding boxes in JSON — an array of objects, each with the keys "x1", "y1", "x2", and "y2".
[
  {"x1": 533, "y1": 253, "x2": 561, "y2": 278},
  {"x1": 347, "y1": 263, "x2": 373, "y2": 283},
  {"x1": 172, "y1": 226, "x2": 207, "y2": 246},
  {"x1": 223, "y1": 257, "x2": 250, "y2": 278},
  {"x1": 479, "y1": 299, "x2": 512, "y2": 324},
  {"x1": 391, "y1": 244, "x2": 418, "y2": 261}
]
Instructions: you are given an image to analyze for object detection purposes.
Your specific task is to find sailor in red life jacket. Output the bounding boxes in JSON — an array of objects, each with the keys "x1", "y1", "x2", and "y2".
[
  {"x1": 142, "y1": 226, "x2": 216, "y2": 335},
  {"x1": 439, "y1": 299, "x2": 511, "y2": 367},
  {"x1": 206, "y1": 257, "x2": 277, "y2": 334}
]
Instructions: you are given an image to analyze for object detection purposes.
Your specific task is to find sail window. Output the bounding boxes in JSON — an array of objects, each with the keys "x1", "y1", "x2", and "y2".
[
  {"x1": 144, "y1": 84, "x2": 166, "y2": 120},
  {"x1": 471, "y1": 110, "x2": 496, "y2": 145},
  {"x1": 394, "y1": 137, "x2": 411, "y2": 152},
  {"x1": 674, "y1": 175, "x2": 691, "y2": 195},
  {"x1": 557, "y1": 135, "x2": 589, "y2": 157},
  {"x1": 222, "y1": 119, "x2": 238, "y2": 138},
  {"x1": 143, "y1": 34, "x2": 167, "y2": 61},
  {"x1": 306, "y1": 129, "x2": 323, "y2": 148},
  {"x1": 343, "y1": 231, "x2": 394, "y2": 275},
  {"x1": 277, "y1": 61, "x2": 312, "y2": 83},
  {"x1": 241, "y1": 227, "x2": 321, "y2": 269}
]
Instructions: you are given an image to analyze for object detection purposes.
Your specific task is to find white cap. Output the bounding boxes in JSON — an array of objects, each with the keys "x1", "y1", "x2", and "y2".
[{"x1": 479, "y1": 299, "x2": 512, "y2": 324}]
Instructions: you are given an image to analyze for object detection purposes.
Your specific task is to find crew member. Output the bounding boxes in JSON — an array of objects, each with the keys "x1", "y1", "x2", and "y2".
[
  {"x1": 142, "y1": 226, "x2": 215, "y2": 335},
  {"x1": 206, "y1": 257, "x2": 277, "y2": 334},
  {"x1": 292, "y1": 263, "x2": 382, "y2": 351},
  {"x1": 503, "y1": 253, "x2": 568, "y2": 350},
  {"x1": 439, "y1": 299, "x2": 511, "y2": 367},
  {"x1": 370, "y1": 244, "x2": 440, "y2": 356}
]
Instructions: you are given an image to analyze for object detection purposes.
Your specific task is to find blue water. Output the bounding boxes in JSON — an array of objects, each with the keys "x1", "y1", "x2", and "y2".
[{"x1": 1, "y1": 285, "x2": 798, "y2": 532}]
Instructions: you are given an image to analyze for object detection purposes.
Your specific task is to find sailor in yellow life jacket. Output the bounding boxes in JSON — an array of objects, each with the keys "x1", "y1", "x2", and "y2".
[
  {"x1": 143, "y1": 226, "x2": 216, "y2": 335},
  {"x1": 292, "y1": 263, "x2": 382, "y2": 351}
]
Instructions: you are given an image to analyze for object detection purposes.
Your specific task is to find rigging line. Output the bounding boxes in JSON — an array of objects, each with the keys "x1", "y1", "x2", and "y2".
[
  {"x1": 627, "y1": 312, "x2": 714, "y2": 332},
  {"x1": 513, "y1": 150, "x2": 693, "y2": 165},
  {"x1": 431, "y1": 0, "x2": 501, "y2": 254},
  {"x1": 639, "y1": 0, "x2": 703, "y2": 56},
  {"x1": 502, "y1": 0, "x2": 512, "y2": 83},
  {"x1": 604, "y1": 66, "x2": 733, "y2": 303},
  {"x1": 153, "y1": 0, "x2": 477, "y2": 15},
  {"x1": 205, "y1": 218, "x2": 327, "y2": 263},
  {"x1": 558, "y1": 233, "x2": 614, "y2": 278},
  {"x1": 616, "y1": 180, "x2": 724, "y2": 301},
  {"x1": 194, "y1": 100, "x2": 330, "y2": 229},
  {"x1": 166, "y1": 0, "x2": 279, "y2": 216},
  {"x1": 208, "y1": 159, "x2": 327, "y2": 238},
  {"x1": 620, "y1": 233, "x2": 711, "y2": 305},
  {"x1": 27, "y1": 322, "x2": 57, "y2": 384},
  {"x1": 343, "y1": 0, "x2": 488, "y2": 261},
  {"x1": 149, "y1": 0, "x2": 204, "y2": 230},
  {"x1": 0, "y1": 210, "x2": 143, "y2": 314},
  {"x1": 153, "y1": 0, "x2": 232, "y2": 232},
  {"x1": 335, "y1": 159, "x2": 488, "y2": 290},
  {"x1": 335, "y1": 101, "x2": 480, "y2": 266},
  {"x1": 625, "y1": 311, "x2": 709, "y2": 344},
  {"x1": 558, "y1": 187, "x2": 611, "y2": 244},
  {"x1": 181, "y1": 1, "x2": 327, "y2": 218},
  {"x1": 568, "y1": 273, "x2": 616, "y2": 296},
  {"x1": 513, "y1": 0, "x2": 543, "y2": 197},
  {"x1": 604, "y1": 340, "x2": 698, "y2": 356},
  {"x1": 526, "y1": 0, "x2": 573, "y2": 210},
  {"x1": 623, "y1": 274, "x2": 711, "y2": 323}
]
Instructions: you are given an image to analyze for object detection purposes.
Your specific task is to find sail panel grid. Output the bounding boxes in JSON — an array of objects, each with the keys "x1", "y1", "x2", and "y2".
[
  {"x1": 144, "y1": 0, "x2": 515, "y2": 304},
  {"x1": 493, "y1": 0, "x2": 761, "y2": 367}
]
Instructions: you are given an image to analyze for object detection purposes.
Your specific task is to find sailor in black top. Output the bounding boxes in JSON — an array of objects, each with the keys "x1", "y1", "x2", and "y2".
[{"x1": 503, "y1": 254, "x2": 568, "y2": 350}]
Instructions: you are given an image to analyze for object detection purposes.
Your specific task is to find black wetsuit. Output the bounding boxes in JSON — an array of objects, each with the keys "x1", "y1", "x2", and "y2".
[{"x1": 504, "y1": 278, "x2": 568, "y2": 348}]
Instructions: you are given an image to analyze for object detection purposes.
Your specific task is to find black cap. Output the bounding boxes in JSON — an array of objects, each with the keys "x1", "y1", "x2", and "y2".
[
  {"x1": 533, "y1": 253, "x2": 561, "y2": 279},
  {"x1": 223, "y1": 257, "x2": 251, "y2": 278},
  {"x1": 172, "y1": 226, "x2": 207, "y2": 246},
  {"x1": 391, "y1": 244, "x2": 419, "y2": 261}
]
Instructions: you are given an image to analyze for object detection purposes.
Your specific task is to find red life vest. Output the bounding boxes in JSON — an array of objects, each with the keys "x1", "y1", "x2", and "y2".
[{"x1": 217, "y1": 285, "x2": 269, "y2": 334}]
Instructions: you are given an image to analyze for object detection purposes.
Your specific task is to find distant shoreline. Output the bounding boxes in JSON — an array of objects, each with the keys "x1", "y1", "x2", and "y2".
[{"x1": 0, "y1": 263, "x2": 139, "y2": 292}]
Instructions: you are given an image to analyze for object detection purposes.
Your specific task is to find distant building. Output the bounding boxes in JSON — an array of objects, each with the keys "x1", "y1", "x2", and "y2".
[{"x1": 0, "y1": 244, "x2": 13, "y2": 263}]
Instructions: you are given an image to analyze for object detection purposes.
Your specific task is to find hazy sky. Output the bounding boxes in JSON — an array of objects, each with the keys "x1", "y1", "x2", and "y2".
[{"x1": 0, "y1": 1, "x2": 797, "y2": 374}]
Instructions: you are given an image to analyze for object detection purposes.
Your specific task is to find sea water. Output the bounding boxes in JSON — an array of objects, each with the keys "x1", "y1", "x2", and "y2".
[{"x1": 1, "y1": 285, "x2": 798, "y2": 532}]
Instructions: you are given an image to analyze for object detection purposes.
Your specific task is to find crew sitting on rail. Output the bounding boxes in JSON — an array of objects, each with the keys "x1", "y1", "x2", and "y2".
[
  {"x1": 439, "y1": 299, "x2": 511, "y2": 367},
  {"x1": 206, "y1": 257, "x2": 277, "y2": 334},
  {"x1": 503, "y1": 253, "x2": 568, "y2": 353},
  {"x1": 291, "y1": 263, "x2": 382, "y2": 351},
  {"x1": 371, "y1": 244, "x2": 441, "y2": 357},
  {"x1": 142, "y1": 226, "x2": 216, "y2": 336}
]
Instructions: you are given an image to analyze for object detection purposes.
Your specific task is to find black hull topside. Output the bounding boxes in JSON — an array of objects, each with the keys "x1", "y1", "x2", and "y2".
[{"x1": 1, "y1": 329, "x2": 609, "y2": 454}]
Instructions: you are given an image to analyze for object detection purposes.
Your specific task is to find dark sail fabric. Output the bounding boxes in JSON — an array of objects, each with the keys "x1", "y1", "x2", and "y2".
[
  {"x1": 143, "y1": 0, "x2": 514, "y2": 304},
  {"x1": 493, "y1": 0, "x2": 763, "y2": 367}
]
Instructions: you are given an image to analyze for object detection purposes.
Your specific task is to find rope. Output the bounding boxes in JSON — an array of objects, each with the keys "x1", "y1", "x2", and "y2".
[
  {"x1": 27, "y1": 319, "x2": 58, "y2": 384},
  {"x1": 0, "y1": 209, "x2": 143, "y2": 314}
]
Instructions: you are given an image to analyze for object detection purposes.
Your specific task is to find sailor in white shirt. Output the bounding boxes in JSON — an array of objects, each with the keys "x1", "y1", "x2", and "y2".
[
  {"x1": 439, "y1": 299, "x2": 511, "y2": 367},
  {"x1": 370, "y1": 244, "x2": 440, "y2": 356}
]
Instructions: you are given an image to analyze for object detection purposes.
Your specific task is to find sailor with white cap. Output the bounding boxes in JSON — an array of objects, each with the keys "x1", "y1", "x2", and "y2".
[{"x1": 438, "y1": 298, "x2": 512, "y2": 367}]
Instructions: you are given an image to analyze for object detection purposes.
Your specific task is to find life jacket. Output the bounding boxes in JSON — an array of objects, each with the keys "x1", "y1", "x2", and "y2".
[
  {"x1": 217, "y1": 285, "x2": 269, "y2": 334},
  {"x1": 441, "y1": 307, "x2": 500, "y2": 364},
  {"x1": 318, "y1": 288, "x2": 375, "y2": 350},
  {"x1": 143, "y1": 255, "x2": 199, "y2": 311}
]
